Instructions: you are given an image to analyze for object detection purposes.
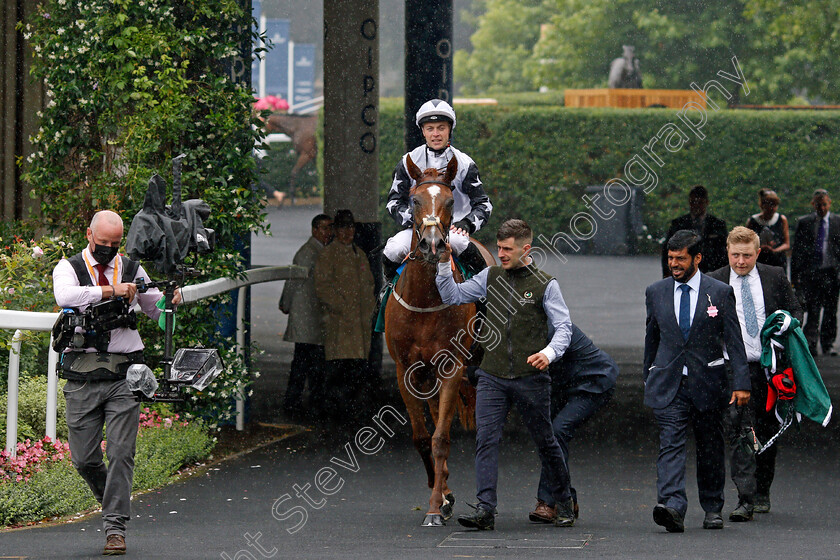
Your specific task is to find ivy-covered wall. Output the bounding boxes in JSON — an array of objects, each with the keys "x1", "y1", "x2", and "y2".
[{"x1": 377, "y1": 101, "x2": 840, "y2": 250}]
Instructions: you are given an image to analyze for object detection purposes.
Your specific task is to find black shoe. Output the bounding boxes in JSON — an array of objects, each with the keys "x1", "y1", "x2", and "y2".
[
  {"x1": 754, "y1": 495, "x2": 771, "y2": 513},
  {"x1": 729, "y1": 501, "x2": 754, "y2": 522},
  {"x1": 554, "y1": 499, "x2": 575, "y2": 527},
  {"x1": 457, "y1": 506, "x2": 495, "y2": 531},
  {"x1": 703, "y1": 511, "x2": 724, "y2": 529},
  {"x1": 653, "y1": 504, "x2": 684, "y2": 533},
  {"x1": 382, "y1": 258, "x2": 401, "y2": 284}
]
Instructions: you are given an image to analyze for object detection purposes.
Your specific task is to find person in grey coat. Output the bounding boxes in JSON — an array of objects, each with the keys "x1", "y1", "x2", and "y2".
[{"x1": 279, "y1": 214, "x2": 332, "y2": 417}]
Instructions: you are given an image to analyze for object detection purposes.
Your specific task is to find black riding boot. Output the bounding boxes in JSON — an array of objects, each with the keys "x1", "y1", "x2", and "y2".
[
  {"x1": 458, "y1": 242, "x2": 487, "y2": 276},
  {"x1": 382, "y1": 257, "x2": 401, "y2": 286}
]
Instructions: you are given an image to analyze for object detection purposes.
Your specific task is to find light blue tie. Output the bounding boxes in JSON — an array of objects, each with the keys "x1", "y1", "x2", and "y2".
[
  {"x1": 741, "y1": 274, "x2": 759, "y2": 337},
  {"x1": 679, "y1": 284, "x2": 691, "y2": 340}
]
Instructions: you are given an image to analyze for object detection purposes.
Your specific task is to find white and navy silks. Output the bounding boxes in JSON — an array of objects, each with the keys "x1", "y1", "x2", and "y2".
[{"x1": 383, "y1": 144, "x2": 492, "y2": 263}]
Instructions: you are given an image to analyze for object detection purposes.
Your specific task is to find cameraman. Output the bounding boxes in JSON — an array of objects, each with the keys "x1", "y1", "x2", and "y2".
[{"x1": 53, "y1": 210, "x2": 180, "y2": 556}]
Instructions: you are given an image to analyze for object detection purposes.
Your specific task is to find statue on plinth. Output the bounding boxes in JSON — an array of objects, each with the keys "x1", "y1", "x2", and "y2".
[{"x1": 608, "y1": 45, "x2": 642, "y2": 89}]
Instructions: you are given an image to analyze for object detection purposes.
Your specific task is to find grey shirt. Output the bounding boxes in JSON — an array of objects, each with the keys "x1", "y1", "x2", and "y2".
[{"x1": 435, "y1": 262, "x2": 573, "y2": 362}]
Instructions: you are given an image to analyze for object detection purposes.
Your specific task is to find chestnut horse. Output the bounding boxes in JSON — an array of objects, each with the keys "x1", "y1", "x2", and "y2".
[
  {"x1": 264, "y1": 113, "x2": 317, "y2": 200},
  {"x1": 384, "y1": 154, "x2": 493, "y2": 527}
]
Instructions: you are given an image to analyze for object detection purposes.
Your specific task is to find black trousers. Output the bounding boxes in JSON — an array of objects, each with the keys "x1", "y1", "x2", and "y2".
[
  {"x1": 283, "y1": 343, "x2": 326, "y2": 413},
  {"x1": 323, "y1": 358, "x2": 377, "y2": 419},
  {"x1": 726, "y1": 362, "x2": 778, "y2": 503},
  {"x1": 652, "y1": 381, "x2": 726, "y2": 517},
  {"x1": 800, "y1": 268, "x2": 840, "y2": 353}
]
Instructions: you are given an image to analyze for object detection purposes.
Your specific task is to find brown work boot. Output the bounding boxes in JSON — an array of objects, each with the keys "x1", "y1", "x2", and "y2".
[
  {"x1": 528, "y1": 500, "x2": 556, "y2": 523},
  {"x1": 103, "y1": 534, "x2": 126, "y2": 556}
]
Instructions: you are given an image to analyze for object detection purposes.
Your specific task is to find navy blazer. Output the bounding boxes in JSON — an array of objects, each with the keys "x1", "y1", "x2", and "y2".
[
  {"x1": 791, "y1": 212, "x2": 840, "y2": 283},
  {"x1": 550, "y1": 324, "x2": 618, "y2": 396},
  {"x1": 643, "y1": 273, "x2": 750, "y2": 411}
]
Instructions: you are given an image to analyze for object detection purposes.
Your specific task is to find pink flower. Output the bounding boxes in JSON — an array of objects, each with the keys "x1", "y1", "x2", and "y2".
[{"x1": 32, "y1": 246, "x2": 44, "y2": 258}]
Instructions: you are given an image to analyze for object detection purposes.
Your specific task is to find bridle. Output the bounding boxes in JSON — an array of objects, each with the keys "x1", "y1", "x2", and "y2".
[
  {"x1": 406, "y1": 179, "x2": 452, "y2": 262},
  {"x1": 393, "y1": 177, "x2": 454, "y2": 313}
]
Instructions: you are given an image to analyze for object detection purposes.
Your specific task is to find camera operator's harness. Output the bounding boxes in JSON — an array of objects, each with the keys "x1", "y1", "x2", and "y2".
[{"x1": 52, "y1": 253, "x2": 143, "y2": 381}]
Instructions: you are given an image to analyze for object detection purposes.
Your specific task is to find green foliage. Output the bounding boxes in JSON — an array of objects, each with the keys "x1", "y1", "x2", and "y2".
[
  {"x1": 0, "y1": 235, "x2": 77, "y2": 392},
  {"x1": 455, "y1": 0, "x2": 547, "y2": 95},
  {"x1": 456, "y1": 0, "x2": 839, "y2": 104},
  {"x1": 132, "y1": 420, "x2": 215, "y2": 491},
  {"x1": 19, "y1": 0, "x2": 267, "y2": 424},
  {"x1": 0, "y1": 377, "x2": 68, "y2": 449},
  {"x1": 744, "y1": 0, "x2": 840, "y2": 103},
  {"x1": 0, "y1": 416, "x2": 214, "y2": 526},
  {"x1": 0, "y1": 459, "x2": 94, "y2": 526},
  {"x1": 378, "y1": 103, "x2": 840, "y2": 248}
]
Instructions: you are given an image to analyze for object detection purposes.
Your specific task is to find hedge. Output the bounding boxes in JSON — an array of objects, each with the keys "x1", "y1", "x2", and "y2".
[{"x1": 377, "y1": 101, "x2": 840, "y2": 251}]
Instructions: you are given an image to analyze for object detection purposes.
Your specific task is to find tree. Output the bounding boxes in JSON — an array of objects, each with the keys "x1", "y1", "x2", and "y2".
[
  {"x1": 531, "y1": 0, "x2": 769, "y2": 99},
  {"x1": 744, "y1": 0, "x2": 840, "y2": 103},
  {"x1": 457, "y1": 0, "x2": 840, "y2": 104},
  {"x1": 455, "y1": 0, "x2": 547, "y2": 94}
]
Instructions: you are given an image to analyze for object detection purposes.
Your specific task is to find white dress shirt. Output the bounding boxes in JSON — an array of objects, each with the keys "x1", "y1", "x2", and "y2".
[
  {"x1": 729, "y1": 266, "x2": 766, "y2": 362},
  {"x1": 53, "y1": 248, "x2": 163, "y2": 353},
  {"x1": 673, "y1": 270, "x2": 702, "y2": 375}
]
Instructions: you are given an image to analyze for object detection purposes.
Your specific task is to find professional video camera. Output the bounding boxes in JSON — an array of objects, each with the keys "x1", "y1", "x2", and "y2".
[
  {"x1": 51, "y1": 154, "x2": 225, "y2": 402},
  {"x1": 52, "y1": 297, "x2": 137, "y2": 353}
]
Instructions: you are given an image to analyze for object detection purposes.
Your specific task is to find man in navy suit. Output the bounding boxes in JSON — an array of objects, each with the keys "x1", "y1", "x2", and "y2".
[
  {"x1": 644, "y1": 230, "x2": 751, "y2": 532},
  {"x1": 791, "y1": 189, "x2": 840, "y2": 355},
  {"x1": 529, "y1": 324, "x2": 618, "y2": 523}
]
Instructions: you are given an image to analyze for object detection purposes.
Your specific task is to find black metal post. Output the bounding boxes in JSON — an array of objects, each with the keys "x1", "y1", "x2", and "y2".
[{"x1": 404, "y1": 0, "x2": 453, "y2": 151}]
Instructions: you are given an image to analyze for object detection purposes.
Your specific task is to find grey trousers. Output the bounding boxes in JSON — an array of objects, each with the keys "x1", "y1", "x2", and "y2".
[{"x1": 63, "y1": 379, "x2": 139, "y2": 537}]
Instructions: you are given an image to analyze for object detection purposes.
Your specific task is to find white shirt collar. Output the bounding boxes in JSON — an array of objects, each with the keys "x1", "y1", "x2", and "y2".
[
  {"x1": 675, "y1": 269, "x2": 702, "y2": 294},
  {"x1": 729, "y1": 265, "x2": 759, "y2": 282}
]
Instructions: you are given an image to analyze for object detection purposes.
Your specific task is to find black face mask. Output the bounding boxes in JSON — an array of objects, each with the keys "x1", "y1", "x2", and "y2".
[{"x1": 91, "y1": 244, "x2": 119, "y2": 266}]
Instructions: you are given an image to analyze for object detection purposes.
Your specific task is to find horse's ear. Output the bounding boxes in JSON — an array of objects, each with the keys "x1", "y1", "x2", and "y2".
[
  {"x1": 444, "y1": 156, "x2": 458, "y2": 187},
  {"x1": 405, "y1": 154, "x2": 423, "y2": 182}
]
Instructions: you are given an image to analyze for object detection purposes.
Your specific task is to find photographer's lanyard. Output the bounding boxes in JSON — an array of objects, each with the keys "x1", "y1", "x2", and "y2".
[{"x1": 83, "y1": 251, "x2": 120, "y2": 286}]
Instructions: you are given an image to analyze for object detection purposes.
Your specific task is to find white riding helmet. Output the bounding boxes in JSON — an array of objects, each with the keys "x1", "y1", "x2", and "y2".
[{"x1": 415, "y1": 99, "x2": 456, "y2": 129}]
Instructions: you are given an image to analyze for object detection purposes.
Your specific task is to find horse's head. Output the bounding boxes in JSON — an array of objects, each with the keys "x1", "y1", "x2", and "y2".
[{"x1": 406, "y1": 154, "x2": 458, "y2": 263}]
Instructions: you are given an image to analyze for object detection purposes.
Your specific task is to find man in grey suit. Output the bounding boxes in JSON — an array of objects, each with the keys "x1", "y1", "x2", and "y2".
[
  {"x1": 644, "y1": 230, "x2": 751, "y2": 532},
  {"x1": 791, "y1": 189, "x2": 840, "y2": 355},
  {"x1": 709, "y1": 227, "x2": 803, "y2": 519},
  {"x1": 279, "y1": 214, "x2": 333, "y2": 417}
]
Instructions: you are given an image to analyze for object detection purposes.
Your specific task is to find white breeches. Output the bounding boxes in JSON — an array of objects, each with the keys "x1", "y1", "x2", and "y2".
[{"x1": 383, "y1": 228, "x2": 469, "y2": 262}]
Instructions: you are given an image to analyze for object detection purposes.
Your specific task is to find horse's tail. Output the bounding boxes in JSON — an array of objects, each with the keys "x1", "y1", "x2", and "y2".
[{"x1": 456, "y1": 376, "x2": 477, "y2": 431}]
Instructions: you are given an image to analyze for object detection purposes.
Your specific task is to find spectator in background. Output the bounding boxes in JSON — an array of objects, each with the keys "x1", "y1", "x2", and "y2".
[
  {"x1": 746, "y1": 189, "x2": 790, "y2": 270},
  {"x1": 791, "y1": 189, "x2": 840, "y2": 355},
  {"x1": 661, "y1": 185, "x2": 728, "y2": 278},
  {"x1": 279, "y1": 214, "x2": 333, "y2": 419},
  {"x1": 314, "y1": 210, "x2": 376, "y2": 419}
]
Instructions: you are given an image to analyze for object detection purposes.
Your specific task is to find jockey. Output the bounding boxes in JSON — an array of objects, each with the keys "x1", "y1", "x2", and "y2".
[{"x1": 383, "y1": 99, "x2": 492, "y2": 280}]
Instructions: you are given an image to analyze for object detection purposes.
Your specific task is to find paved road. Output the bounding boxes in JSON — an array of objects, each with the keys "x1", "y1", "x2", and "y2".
[{"x1": 3, "y1": 204, "x2": 839, "y2": 559}]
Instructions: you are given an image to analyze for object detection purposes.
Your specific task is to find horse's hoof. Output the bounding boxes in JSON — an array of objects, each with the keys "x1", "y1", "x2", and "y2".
[
  {"x1": 422, "y1": 514, "x2": 445, "y2": 527},
  {"x1": 440, "y1": 493, "x2": 456, "y2": 520}
]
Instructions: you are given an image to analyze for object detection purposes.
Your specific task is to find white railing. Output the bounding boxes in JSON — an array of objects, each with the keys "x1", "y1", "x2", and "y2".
[
  {"x1": 289, "y1": 96, "x2": 323, "y2": 115},
  {"x1": 2, "y1": 265, "x2": 307, "y2": 456}
]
